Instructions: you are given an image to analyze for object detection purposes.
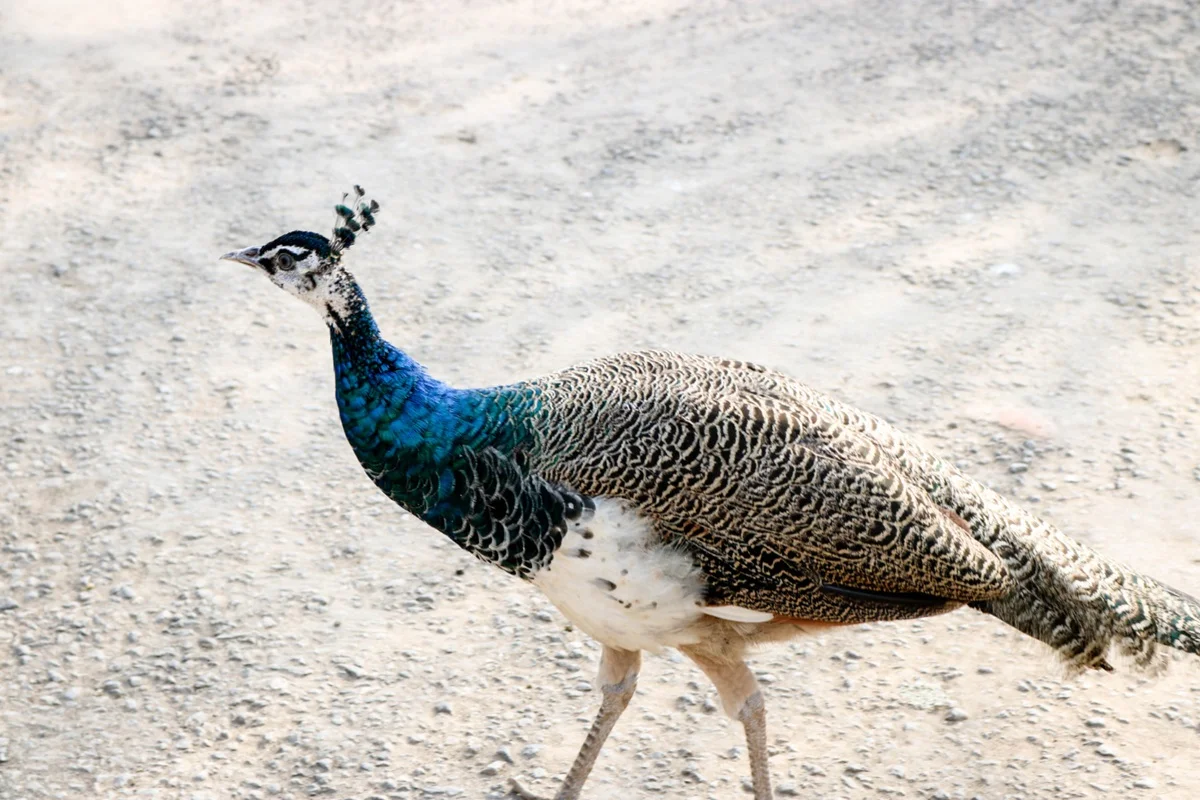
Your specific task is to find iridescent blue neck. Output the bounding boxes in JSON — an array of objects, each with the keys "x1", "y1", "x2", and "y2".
[
  {"x1": 324, "y1": 276, "x2": 559, "y2": 574},
  {"x1": 326, "y1": 278, "x2": 518, "y2": 517},
  {"x1": 328, "y1": 283, "x2": 443, "y2": 467}
]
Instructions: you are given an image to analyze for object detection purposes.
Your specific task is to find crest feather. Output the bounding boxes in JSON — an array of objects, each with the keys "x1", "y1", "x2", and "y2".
[{"x1": 331, "y1": 185, "x2": 381, "y2": 259}]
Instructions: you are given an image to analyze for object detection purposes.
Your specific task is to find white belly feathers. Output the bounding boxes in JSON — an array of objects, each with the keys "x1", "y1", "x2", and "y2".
[{"x1": 531, "y1": 497, "x2": 771, "y2": 652}]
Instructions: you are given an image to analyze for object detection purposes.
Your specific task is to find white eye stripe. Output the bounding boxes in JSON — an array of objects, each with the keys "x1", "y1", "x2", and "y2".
[{"x1": 264, "y1": 246, "x2": 309, "y2": 259}]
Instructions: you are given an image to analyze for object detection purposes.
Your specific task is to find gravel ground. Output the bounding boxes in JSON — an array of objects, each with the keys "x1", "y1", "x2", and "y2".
[{"x1": 2, "y1": 1, "x2": 1200, "y2": 798}]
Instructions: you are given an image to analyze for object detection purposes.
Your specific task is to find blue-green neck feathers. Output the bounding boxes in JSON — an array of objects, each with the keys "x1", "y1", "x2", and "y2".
[
  {"x1": 329, "y1": 288, "x2": 524, "y2": 510},
  {"x1": 328, "y1": 276, "x2": 565, "y2": 572}
]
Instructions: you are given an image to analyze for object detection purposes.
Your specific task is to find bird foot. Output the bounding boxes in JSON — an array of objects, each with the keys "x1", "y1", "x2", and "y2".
[{"x1": 507, "y1": 777, "x2": 553, "y2": 800}]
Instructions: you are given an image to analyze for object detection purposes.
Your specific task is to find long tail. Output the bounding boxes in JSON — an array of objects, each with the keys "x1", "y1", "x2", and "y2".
[
  {"x1": 811, "y1": 384, "x2": 1200, "y2": 673},
  {"x1": 965, "y1": 494, "x2": 1200, "y2": 672}
]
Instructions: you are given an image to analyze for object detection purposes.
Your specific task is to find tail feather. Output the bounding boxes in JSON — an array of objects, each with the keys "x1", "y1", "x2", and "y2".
[
  {"x1": 964, "y1": 498, "x2": 1200, "y2": 673},
  {"x1": 810, "y1": 386, "x2": 1200, "y2": 673},
  {"x1": 1114, "y1": 573, "x2": 1200, "y2": 664}
]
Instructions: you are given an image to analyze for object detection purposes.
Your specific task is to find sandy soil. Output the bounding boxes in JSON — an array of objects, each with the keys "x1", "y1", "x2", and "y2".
[{"x1": 2, "y1": 1, "x2": 1200, "y2": 798}]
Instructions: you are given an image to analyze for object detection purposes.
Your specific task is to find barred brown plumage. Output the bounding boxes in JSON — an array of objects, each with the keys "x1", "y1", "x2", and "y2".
[
  {"x1": 522, "y1": 350, "x2": 1200, "y2": 673},
  {"x1": 510, "y1": 349, "x2": 1200, "y2": 799}
]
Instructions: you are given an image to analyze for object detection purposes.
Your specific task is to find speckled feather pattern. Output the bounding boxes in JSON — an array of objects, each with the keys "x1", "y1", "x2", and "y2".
[
  {"x1": 518, "y1": 350, "x2": 1200, "y2": 672},
  {"x1": 326, "y1": 277, "x2": 1200, "y2": 673}
]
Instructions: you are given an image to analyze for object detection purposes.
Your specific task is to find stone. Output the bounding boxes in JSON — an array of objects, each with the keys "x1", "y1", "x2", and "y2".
[{"x1": 945, "y1": 707, "x2": 969, "y2": 723}]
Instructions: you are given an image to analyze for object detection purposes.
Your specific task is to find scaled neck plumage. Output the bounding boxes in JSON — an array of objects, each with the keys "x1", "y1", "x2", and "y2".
[{"x1": 320, "y1": 270, "x2": 563, "y2": 576}]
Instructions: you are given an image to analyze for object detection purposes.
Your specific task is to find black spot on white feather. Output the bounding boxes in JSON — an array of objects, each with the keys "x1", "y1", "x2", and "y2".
[
  {"x1": 581, "y1": 530, "x2": 594, "y2": 540},
  {"x1": 592, "y1": 578, "x2": 617, "y2": 592},
  {"x1": 570, "y1": 548, "x2": 591, "y2": 559}
]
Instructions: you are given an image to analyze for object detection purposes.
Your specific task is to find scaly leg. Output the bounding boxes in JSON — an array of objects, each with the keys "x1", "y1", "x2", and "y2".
[
  {"x1": 738, "y1": 689, "x2": 771, "y2": 796},
  {"x1": 510, "y1": 646, "x2": 641, "y2": 800},
  {"x1": 680, "y1": 646, "x2": 772, "y2": 800}
]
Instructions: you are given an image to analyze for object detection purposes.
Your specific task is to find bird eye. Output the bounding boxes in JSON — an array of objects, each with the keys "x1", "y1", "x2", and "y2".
[{"x1": 275, "y1": 251, "x2": 296, "y2": 271}]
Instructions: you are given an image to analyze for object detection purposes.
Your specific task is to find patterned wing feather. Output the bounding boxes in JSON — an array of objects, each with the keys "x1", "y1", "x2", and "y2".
[
  {"x1": 525, "y1": 351, "x2": 1012, "y2": 623},
  {"x1": 523, "y1": 350, "x2": 1200, "y2": 671}
]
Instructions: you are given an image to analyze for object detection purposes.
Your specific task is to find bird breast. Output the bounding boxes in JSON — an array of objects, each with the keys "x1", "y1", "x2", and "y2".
[{"x1": 530, "y1": 498, "x2": 711, "y2": 653}]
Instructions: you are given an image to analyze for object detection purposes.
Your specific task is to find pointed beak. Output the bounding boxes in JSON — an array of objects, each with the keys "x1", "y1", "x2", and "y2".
[{"x1": 220, "y1": 246, "x2": 261, "y2": 268}]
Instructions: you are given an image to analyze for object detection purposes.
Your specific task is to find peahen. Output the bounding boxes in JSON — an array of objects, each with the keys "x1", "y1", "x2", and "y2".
[{"x1": 221, "y1": 189, "x2": 1200, "y2": 800}]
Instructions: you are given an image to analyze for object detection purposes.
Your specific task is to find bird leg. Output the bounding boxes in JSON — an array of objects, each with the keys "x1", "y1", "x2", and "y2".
[
  {"x1": 510, "y1": 646, "x2": 641, "y2": 800},
  {"x1": 738, "y1": 690, "x2": 771, "y2": 797},
  {"x1": 680, "y1": 646, "x2": 772, "y2": 800}
]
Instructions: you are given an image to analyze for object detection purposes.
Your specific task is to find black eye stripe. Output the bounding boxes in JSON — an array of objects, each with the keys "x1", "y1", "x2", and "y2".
[
  {"x1": 255, "y1": 244, "x2": 315, "y2": 277},
  {"x1": 260, "y1": 247, "x2": 311, "y2": 274}
]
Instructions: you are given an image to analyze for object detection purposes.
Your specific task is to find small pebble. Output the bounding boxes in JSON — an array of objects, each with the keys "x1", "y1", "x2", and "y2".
[{"x1": 989, "y1": 262, "x2": 1022, "y2": 276}]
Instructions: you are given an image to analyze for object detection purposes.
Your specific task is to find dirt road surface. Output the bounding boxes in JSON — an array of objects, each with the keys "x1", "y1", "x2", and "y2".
[{"x1": 2, "y1": 1, "x2": 1199, "y2": 798}]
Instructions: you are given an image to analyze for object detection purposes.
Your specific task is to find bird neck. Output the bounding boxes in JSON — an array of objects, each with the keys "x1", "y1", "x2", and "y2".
[
  {"x1": 326, "y1": 276, "x2": 443, "y2": 457},
  {"x1": 325, "y1": 275, "x2": 530, "y2": 542},
  {"x1": 320, "y1": 270, "x2": 380, "y2": 348}
]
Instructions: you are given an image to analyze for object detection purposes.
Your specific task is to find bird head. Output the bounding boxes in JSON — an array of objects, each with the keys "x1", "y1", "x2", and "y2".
[{"x1": 221, "y1": 187, "x2": 380, "y2": 317}]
